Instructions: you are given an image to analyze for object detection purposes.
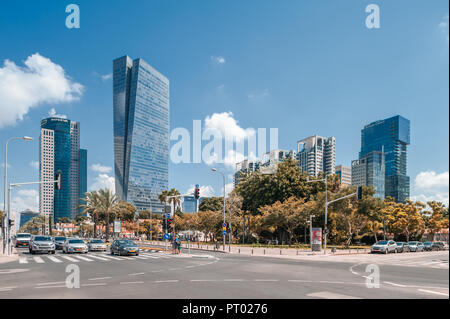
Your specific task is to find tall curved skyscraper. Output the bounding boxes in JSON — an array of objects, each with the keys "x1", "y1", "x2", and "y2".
[{"x1": 113, "y1": 55, "x2": 169, "y2": 213}]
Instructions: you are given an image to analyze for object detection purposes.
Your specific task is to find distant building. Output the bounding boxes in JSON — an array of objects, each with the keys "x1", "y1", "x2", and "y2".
[
  {"x1": 113, "y1": 55, "x2": 169, "y2": 212},
  {"x1": 19, "y1": 210, "x2": 39, "y2": 229},
  {"x1": 351, "y1": 150, "x2": 385, "y2": 199},
  {"x1": 182, "y1": 196, "x2": 205, "y2": 213},
  {"x1": 360, "y1": 115, "x2": 410, "y2": 202},
  {"x1": 40, "y1": 117, "x2": 87, "y2": 225},
  {"x1": 335, "y1": 165, "x2": 352, "y2": 187},
  {"x1": 296, "y1": 135, "x2": 335, "y2": 176}
]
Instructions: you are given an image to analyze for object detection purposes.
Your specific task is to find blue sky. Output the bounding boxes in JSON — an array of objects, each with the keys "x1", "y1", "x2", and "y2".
[{"x1": 0, "y1": 0, "x2": 448, "y2": 216}]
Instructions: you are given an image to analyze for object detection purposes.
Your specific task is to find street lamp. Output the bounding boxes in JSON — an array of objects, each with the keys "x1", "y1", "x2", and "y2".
[
  {"x1": 3, "y1": 136, "x2": 33, "y2": 254},
  {"x1": 211, "y1": 168, "x2": 227, "y2": 251}
]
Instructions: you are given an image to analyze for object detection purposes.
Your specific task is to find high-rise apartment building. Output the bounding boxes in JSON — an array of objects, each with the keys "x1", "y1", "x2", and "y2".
[
  {"x1": 351, "y1": 150, "x2": 385, "y2": 199},
  {"x1": 335, "y1": 165, "x2": 352, "y2": 187},
  {"x1": 113, "y1": 55, "x2": 170, "y2": 212},
  {"x1": 296, "y1": 135, "x2": 335, "y2": 176},
  {"x1": 360, "y1": 115, "x2": 410, "y2": 202},
  {"x1": 40, "y1": 117, "x2": 87, "y2": 223}
]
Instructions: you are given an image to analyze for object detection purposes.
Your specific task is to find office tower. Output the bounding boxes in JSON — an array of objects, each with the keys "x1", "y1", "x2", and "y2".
[
  {"x1": 335, "y1": 165, "x2": 352, "y2": 187},
  {"x1": 360, "y1": 115, "x2": 410, "y2": 202},
  {"x1": 40, "y1": 117, "x2": 87, "y2": 224},
  {"x1": 351, "y1": 150, "x2": 385, "y2": 199},
  {"x1": 296, "y1": 135, "x2": 336, "y2": 176},
  {"x1": 79, "y1": 149, "x2": 87, "y2": 214},
  {"x1": 18, "y1": 210, "x2": 39, "y2": 229},
  {"x1": 234, "y1": 159, "x2": 261, "y2": 187},
  {"x1": 113, "y1": 55, "x2": 170, "y2": 212}
]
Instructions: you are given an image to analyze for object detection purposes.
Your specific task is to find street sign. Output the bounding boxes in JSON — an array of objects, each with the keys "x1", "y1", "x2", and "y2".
[
  {"x1": 222, "y1": 230, "x2": 227, "y2": 235},
  {"x1": 113, "y1": 220, "x2": 121, "y2": 233},
  {"x1": 163, "y1": 233, "x2": 170, "y2": 240},
  {"x1": 323, "y1": 228, "x2": 329, "y2": 235},
  {"x1": 222, "y1": 223, "x2": 227, "y2": 227}
]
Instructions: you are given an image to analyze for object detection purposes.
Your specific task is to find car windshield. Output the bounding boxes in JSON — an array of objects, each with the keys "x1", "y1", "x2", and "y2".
[
  {"x1": 409, "y1": 242, "x2": 418, "y2": 245},
  {"x1": 90, "y1": 240, "x2": 104, "y2": 243},
  {"x1": 68, "y1": 239, "x2": 84, "y2": 244},
  {"x1": 375, "y1": 241, "x2": 388, "y2": 245},
  {"x1": 55, "y1": 237, "x2": 66, "y2": 241},
  {"x1": 17, "y1": 234, "x2": 31, "y2": 238},
  {"x1": 424, "y1": 242, "x2": 432, "y2": 245},
  {"x1": 117, "y1": 240, "x2": 135, "y2": 246},
  {"x1": 34, "y1": 236, "x2": 51, "y2": 241},
  {"x1": 397, "y1": 242, "x2": 404, "y2": 246}
]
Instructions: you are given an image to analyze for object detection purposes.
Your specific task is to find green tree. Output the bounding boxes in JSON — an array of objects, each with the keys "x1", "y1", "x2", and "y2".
[
  {"x1": 79, "y1": 191, "x2": 101, "y2": 237},
  {"x1": 198, "y1": 197, "x2": 223, "y2": 212},
  {"x1": 19, "y1": 215, "x2": 46, "y2": 234},
  {"x1": 96, "y1": 188, "x2": 120, "y2": 241}
]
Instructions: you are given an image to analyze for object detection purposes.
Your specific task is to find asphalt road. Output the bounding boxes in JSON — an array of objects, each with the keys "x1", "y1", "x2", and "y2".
[{"x1": 0, "y1": 247, "x2": 448, "y2": 299}]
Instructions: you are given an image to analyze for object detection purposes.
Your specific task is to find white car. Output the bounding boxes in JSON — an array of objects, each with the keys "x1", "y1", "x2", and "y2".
[
  {"x1": 371, "y1": 240, "x2": 397, "y2": 254},
  {"x1": 63, "y1": 238, "x2": 88, "y2": 254},
  {"x1": 87, "y1": 239, "x2": 107, "y2": 252}
]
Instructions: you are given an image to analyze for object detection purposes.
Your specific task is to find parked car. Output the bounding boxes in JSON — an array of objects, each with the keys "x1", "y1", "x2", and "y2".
[
  {"x1": 431, "y1": 241, "x2": 449, "y2": 251},
  {"x1": 423, "y1": 241, "x2": 434, "y2": 251},
  {"x1": 371, "y1": 240, "x2": 397, "y2": 254},
  {"x1": 63, "y1": 238, "x2": 88, "y2": 254},
  {"x1": 87, "y1": 239, "x2": 107, "y2": 252},
  {"x1": 14, "y1": 233, "x2": 32, "y2": 247},
  {"x1": 54, "y1": 236, "x2": 67, "y2": 250},
  {"x1": 110, "y1": 239, "x2": 140, "y2": 256},
  {"x1": 29, "y1": 235, "x2": 56, "y2": 254},
  {"x1": 407, "y1": 241, "x2": 424, "y2": 252},
  {"x1": 396, "y1": 242, "x2": 409, "y2": 253}
]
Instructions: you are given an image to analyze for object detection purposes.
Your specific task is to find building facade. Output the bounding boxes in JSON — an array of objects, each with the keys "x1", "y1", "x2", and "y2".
[
  {"x1": 296, "y1": 135, "x2": 335, "y2": 176},
  {"x1": 335, "y1": 165, "x2": 352, "y2": 187},
  {"x1": 351, "y1": 150, "x2": 385, "y2": 199},
  {"x1": 360, "y1": 115, "x2": 410, "y2": 202},
  {"x1": 113, "y1": 55, "x2": 170, "y2": 212},
  {"x1": 40, "y1": 117, "x2": 87, "y2": 224},
  {"x1": 19, "y1": 210, "x2": 39, "y2": 229},
  {"x1": 182, "y1": 196, "x2": 205, "y2": 213}
]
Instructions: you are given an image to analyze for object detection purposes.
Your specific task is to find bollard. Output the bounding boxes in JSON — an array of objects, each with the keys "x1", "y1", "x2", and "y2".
[
  {"x1": 296, "y1": 250, "x2": 298, "y2": 255},
  {"x1": 229, "y1": 246, "x2": 231, "y2": 252},
  {"x1": 252, "y1": 249, "x2": 253, "y2": 255},
  {"x1": 280, "y1": 250, "x2": 282, "y2": 255},
  {"x1": 238, "y1": 248, "x2": 240, "y2": 254},
  {"x1": 264, "y1": 249, "x2": 265, "y2": 255}
]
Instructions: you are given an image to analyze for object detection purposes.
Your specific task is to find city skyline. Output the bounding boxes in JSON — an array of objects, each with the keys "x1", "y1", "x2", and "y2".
[{"x1": 0, "y1": 0, "x2": 448, "y2": 217}]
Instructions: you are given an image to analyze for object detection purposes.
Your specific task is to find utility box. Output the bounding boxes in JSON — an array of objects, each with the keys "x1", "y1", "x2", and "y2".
[{"x1": 311, "y1": 227, "x2": 322, "y2": 252}]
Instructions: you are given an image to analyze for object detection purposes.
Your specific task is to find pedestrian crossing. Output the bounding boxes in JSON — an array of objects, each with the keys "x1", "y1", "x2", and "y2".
[
  {"x1": 327, "y1": 254, "x2": 449, "y2": 269},
  {"x1": 18, "y1": 252, "x2": 179, "y2": 265}
]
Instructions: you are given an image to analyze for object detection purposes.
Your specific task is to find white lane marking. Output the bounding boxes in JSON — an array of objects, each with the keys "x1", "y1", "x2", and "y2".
[
  {"x1": 140, "y1": 253, "x2": 159, "y2": 259},
  {"x1": 33, "y1": 256, "x2": 45, "y2": 263},
  {"x1": 133, "y1": 256, "x2": 149, "y2": 260},
  {"x1": 19, "y1": 257, "x2": 28, "y2": 264},
  {"x1": 87, "y1": 255, "x2": 109, "y2": 261},
  {"x1": 155, "y1": 280, "x2": 179, "y2": 283},
  {"x1": 128, "y1": 272, "x2": 145, "y2": 276},
  {"x1": 60, "y1": 256, "x2": 79, "y2": 262},
  {"x1": 0, "y1": 286, "x2": 17, "y2": 292},
  {"x1": 120, "y1": 281, "x2": 144, "y2": 284},
  {"x1": 89, "y1": 277, "x2": 112, "y2": 281},
  {"x1": 384, "y1": 281, "x2": 407, "y2": 287},
  {"x1": 152, "y1": 270, "x2": 163, "y2": 273},
  {"x1": 307, "y1": 291, "x2": 362, "y2": 299},
  {"x1": 47, "y1": 256, "x2": 62, "y2": 263},
  {"x1": 82, "y1": 283, "x2": 106, "y2": 287},
  {"x1": 36, "y1": 281, "x2": 65, "y2": 286},
  {"x1": 35, "y1": 285, "x2": 66, "y2": 289},
  {"x1": 73, "y1": 255, "x2": 93, "y2": 262},
  {"x1": 185, "y1": 265, "x2": 195, "y2": 268},
  {"x1": 417, "y1": 289, "x2": 449, "y2": 297}
]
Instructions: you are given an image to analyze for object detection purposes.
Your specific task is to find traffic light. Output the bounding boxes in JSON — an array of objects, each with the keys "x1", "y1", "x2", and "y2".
[
  {"x1": 8, "y1": 219, "x2": 14, "y2": 228},
  {"x1": 194, "y1": 184, "x2": 200, "y2": 200},
  {"x1": 356, "y1": 186, "x2": 363, "y2": 200},
  {"x1": 167, "y1": 218, "x2": 173, "y2": 228},
  {"x1": 55, "y1": 171, "x2": 62, "y2": 190}
]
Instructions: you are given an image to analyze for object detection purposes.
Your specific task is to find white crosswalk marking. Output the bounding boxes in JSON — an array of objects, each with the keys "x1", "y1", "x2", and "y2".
[
  {"x1": 33, "y1": 256, "x2": 45, "y2": 263},
  {"x1": 73, "y1": 255, "x2": 93, "y2": 262},
  {"x1": 47, "y1": 256, "x2": 62, "y2": 263},
  {"x1": 19, "y1": 257, "x2": 28, "y2": 264},
  {"x1": 141, "y1": 254, "x2": 159, "y2": 259},
  {"x1": 134, "y1": 256, "x2": 149, "y2": 260},
  {"x1": 61, "y1": 256, "x2": 79, "y2": 262},
  {"x1": 88, "y1": 254, "x2": 109, "y2": 261},
  {"x1": 100, "y1": 254, "x2": 124, "y2": 260}
]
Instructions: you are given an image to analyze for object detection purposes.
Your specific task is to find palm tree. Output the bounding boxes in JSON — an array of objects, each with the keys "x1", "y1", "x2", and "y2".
[
  {"x1": 97, "y1": 188, "x2": 120, "y2": 242},
  {"x1": 79, "y1": 191, "x2": 101, "y2": 238},
  {"x1": 168, "y1": 188, "x2": 181, "y2": 215},
  {"x1": 158, "y1": 190, "x2": 170, "y2": 209}
]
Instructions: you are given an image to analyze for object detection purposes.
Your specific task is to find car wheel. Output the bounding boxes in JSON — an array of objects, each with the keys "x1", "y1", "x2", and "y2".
[
  {"x1": 51, "y1": 251, "x2": 55, "y2": 254},
  {"x1": 110, "y1": 249, "x2": 114, "y2": 255}
]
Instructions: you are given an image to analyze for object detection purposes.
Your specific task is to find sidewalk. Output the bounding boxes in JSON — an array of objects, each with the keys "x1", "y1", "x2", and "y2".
[{"x1": 0, "y1": 240, "x2": 19, "y2": 264}]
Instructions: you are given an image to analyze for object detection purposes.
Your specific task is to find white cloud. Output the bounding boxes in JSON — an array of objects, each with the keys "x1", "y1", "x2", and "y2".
[
  {"x1": 247, "y1": 88, "x2": 270, "y2": 100},
  {"x1": 29, "y1": 161, "x2": 39, "y2": 170},
  {"x1": 223, "y1": 149, "x2": 246, "y2": 169},
  {"x1": 101, "y1": 73, "x2": 112, "y2": 81},
  {"x1": 204, "y1": 112, "x2": 255, "y2": 143},
  {"x1": 411, "y1": 171, "x2": 449, "y2": 205},
  {"x1": 439, "y1": 14, "x2": 449, "y2": 42},
  {"x1": 186, "y1": 184, "x2": 215, "y2": 198},
  {"x1": 211, "y1": 56, "x2": 226, "y2": 64},
  {"x1": 48, "y1": 108, "x2": 67, "y2": 119},
  {"x1": 223, "y1": 183, "x2": 234, "y2": 197},
  {"x1": 90, "y1": 163, "x2": 112, "y2": 173},
  {"x1": 0, "y1": 53, "x2": 83, "y2": 128},
  {"x1": 89, "y1": 174, "x2": 115, "y2": 192},
  {"x1": 11, "y1": 188, "x2": 39, "y2": 214},
  {"x1": 1, "y1": 163, "x2": 12, "y2": 169}
]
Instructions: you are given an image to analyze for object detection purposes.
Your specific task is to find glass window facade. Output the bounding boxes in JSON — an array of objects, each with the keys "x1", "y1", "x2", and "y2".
[
  {"x1": 113, "y1": 56, "x2": 169, "y2": 212},
  {"x1": 79, "y1": 149, "x2": 87, "y2": 215},
  {"x1": 360, "y1": 115, "x2": 410, "y2": 202}
]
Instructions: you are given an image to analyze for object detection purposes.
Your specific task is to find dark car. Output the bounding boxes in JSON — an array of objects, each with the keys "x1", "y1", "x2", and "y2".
[
  {"x1": 54, "y1": 236, "x2": 67, "y2": 250},
  {"x1": 396, "y1": 242, "x2": 409, "y2": 253},
  {"x1": 431, "y1": 242, "x2": 448, "y2": 251},
  {"x1": 423, "y1": 241, "x2": 434, "y2": 251},
  {"x1": 110, "y1": 239, "x2": 140, "y2": 256}
]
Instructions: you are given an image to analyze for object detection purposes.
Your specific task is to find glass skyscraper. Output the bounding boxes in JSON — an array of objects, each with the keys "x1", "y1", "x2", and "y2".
[
  {"x1": 113, "y1": 55, "x2": 169, "y2": 213},
  {"x1": 359, "y1": 115, "x2": 410, "y2": 202},
  {"x1": 40, "y1": 117, "x2": 87, "y2": 224},
  {"x1": 351, "y1": 150, "x2": 385, "y2": 199}
]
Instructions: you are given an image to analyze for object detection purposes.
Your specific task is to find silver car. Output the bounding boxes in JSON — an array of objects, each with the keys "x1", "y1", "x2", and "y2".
[
  {"x1": 14, "y1": 233, "x2": 32, "y2": 248},
  {"x1": 63, "y1": 238, "x2": 88, "y2": 254},
  {"x1": 87, "y1": 239, "x2": 107, "y2": 252},
  {"x1": 29, "y1": 235, "x2": 56, "y2": 254},
  {"x1": 408, "y1": 241, "x2": 424, "y2": 252},
  {"x1": 371, "y1": 240, "x2": 397, "y2": 254}
]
